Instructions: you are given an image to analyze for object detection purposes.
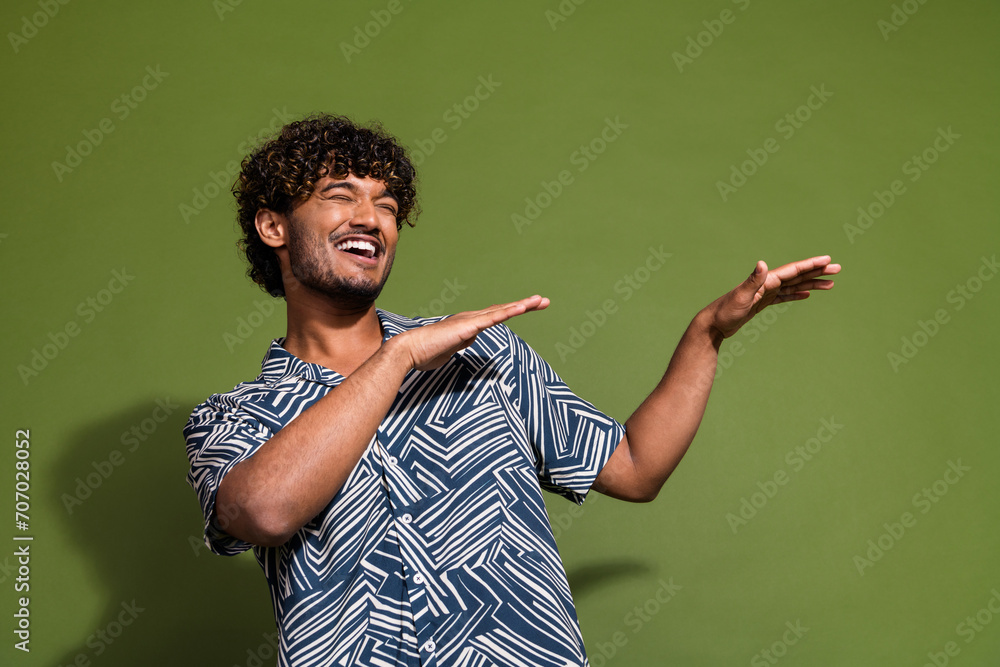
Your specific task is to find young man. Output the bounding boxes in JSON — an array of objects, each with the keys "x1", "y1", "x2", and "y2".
[{"x1": 184, "y1": 114, "x2": 839, "y2": 666}]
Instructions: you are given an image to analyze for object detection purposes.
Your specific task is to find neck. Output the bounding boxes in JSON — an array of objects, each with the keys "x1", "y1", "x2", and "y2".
[{"x1": 281, "y1": 287, "x2": 384, "y2": 376}]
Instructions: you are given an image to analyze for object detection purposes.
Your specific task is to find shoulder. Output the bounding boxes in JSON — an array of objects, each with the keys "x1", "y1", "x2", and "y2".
[
  {"x1": 484, "y1": 323, "x2": 547, "y2": 363},
  {"x1": 184, "y1": 380, "x2": 269, "y2": 436},
  {"x1": 376, "y1": 308, "x2": 446, "y2": 333}
]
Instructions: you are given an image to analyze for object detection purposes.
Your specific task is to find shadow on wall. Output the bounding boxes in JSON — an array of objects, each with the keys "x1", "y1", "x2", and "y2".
[
  {"x1": 566, "y1": 559, "x2": 655, "y2": 601},
  {"x1": 53, "y1": 400, "x2": 275, "y2": 667}
]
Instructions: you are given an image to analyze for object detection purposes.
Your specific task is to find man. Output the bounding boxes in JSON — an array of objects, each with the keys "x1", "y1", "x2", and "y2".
[{"x1": 184, "y1": 114, "x2": 839, "y2": 666}]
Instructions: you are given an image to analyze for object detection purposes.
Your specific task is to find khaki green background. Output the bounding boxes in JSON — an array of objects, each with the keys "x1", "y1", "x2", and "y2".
[{"x1": 1, "y1": 0, "x2": 998, "y2": 665}]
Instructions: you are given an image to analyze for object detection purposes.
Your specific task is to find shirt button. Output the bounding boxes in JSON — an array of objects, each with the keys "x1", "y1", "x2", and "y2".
[
  {"x1": 413, "y1": 573, "x2": 424, "y2": 585},
  {"x1": 422, "y1": 640, "x2": 435, "y2": 653},
  {"x1": 400, "y1": 513, "x2": 412, "y2": 524},
  {"x1": 389, "y1": 456, "x2": 398, "y2": 465}
]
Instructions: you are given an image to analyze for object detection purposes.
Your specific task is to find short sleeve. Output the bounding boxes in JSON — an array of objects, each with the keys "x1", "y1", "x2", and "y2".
[
  {"x1": 183, "y1": 395, "x2": 273, "y2": 556},
  {"x1": 503, "y1": 326, "x2": 625, "y2": 505}
]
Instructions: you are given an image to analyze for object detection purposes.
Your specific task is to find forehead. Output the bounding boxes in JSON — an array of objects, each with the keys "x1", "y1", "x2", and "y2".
[{"x1": 311, "y1": 174, "x2": 397, "y2": 203}]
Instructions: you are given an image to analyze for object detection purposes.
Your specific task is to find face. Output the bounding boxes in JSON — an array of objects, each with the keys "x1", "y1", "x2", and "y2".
[{"x1": 283, "y1": 173, "x2": 400, "y2": 308}]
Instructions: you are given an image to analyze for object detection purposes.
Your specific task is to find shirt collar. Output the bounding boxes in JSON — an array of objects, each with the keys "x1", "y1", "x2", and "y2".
[{"x1": 258, "y1": 308, "x2": 424, "y2": 386}]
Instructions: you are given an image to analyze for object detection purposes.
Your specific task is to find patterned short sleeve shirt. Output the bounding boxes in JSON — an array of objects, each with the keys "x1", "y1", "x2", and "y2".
[{"x1": 184, "y1": 309, "x2": 625, "y2": 667}]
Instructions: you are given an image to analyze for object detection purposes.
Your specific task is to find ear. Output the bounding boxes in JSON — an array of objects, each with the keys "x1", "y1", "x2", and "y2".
[{"x1": 255, "y1": 209, "x2": 287, "y2": 249}]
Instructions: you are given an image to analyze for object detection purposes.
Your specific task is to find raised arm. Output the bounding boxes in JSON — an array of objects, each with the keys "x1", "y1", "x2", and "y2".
[
  {"x1": 592, "y1": 256, "x2": 841, "y2": 502},
  {"x1": 215, "y1": 295, "x2": 550, "y2": 547}
]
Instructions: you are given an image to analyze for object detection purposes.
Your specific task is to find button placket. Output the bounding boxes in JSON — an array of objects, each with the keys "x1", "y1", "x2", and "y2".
[{"x1": 378, "y1": 429, "x2": 437, "y2": 659}]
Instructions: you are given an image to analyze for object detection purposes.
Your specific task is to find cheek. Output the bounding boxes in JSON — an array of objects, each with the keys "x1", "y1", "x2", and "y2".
[{"x1": 384, "y1": 229, "x2": 400, "y2": 253}]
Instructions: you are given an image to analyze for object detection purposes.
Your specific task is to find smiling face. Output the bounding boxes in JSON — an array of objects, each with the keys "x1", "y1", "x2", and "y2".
[{"x1": 272, "y1": 173, "x2": 401, "y2": 309}]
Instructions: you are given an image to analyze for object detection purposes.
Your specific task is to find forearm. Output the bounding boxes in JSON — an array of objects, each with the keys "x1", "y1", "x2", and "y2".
[
  {"x1": 621, "y1": 308, "x2": 721, "y2": 499},
  {"x1": 597, "y1": 255, "x2": 838, "y2": 502},
  {"x1": 216, "y1": 338, "x2": 412, "y2": 546}
]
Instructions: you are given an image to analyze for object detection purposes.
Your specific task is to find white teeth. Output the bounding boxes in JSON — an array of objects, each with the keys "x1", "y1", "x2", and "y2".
[{"x1": 335, "y1": 239, "x2": 377, "y2": 255}]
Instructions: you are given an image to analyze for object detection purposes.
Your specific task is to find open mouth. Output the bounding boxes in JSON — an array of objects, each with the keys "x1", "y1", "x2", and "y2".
[{"x1": 334, "y1": 237, "x2": 380, "y2": 261}]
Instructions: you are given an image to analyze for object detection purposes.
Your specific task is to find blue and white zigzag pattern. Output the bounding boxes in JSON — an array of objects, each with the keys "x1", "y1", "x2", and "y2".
[{"x1": 185, "y1": 310, "x2": 625, "y2": 667}]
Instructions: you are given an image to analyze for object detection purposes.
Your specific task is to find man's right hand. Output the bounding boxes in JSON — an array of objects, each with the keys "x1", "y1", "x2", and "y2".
[{"x1": 393, "y1": 295, "x2": 550, "y2": 371}]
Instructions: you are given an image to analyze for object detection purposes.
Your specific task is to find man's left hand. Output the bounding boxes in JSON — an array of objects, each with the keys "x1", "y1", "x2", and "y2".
[{"x1": 705, "y1": 255, "x2": 841, "y2": 341}]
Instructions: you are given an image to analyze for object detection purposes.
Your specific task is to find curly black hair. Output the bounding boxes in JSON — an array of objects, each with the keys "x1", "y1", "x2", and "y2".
[{"x1": 234, "y1": 113, "x2": 419, "y2": 297}]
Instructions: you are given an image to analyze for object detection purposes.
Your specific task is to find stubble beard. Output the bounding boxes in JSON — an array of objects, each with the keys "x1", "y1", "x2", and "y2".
[{"x1": 285, "y1": 221, "x2": 394, "y2": 310}]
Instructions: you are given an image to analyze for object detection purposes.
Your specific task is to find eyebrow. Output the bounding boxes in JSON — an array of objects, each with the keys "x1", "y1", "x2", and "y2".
[{"x1": 320, "y1": 180, "x2": 398, "y2": 203}]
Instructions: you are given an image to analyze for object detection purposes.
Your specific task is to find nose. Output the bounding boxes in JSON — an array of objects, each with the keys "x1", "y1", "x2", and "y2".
[{"x1": 351, "y1": 197, "x2": 378, "y2": 229}]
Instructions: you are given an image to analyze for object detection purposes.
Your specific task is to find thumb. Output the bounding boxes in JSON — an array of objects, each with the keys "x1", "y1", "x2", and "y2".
[
  {"x1": 745, "y1": 260, "x2": 768, "y2": 285},
  {"x1": 743, "y1": 260, "x2": 768, "y2": 298}
]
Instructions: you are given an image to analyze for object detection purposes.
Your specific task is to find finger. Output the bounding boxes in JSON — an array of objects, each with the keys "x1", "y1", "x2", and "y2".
[
  {"x1": 475, "y1": 295, "x2": 549, "y2": 327},
  {"x1": 781, "y1": 264, "x2": 841, "y2": 286},
  {"x1": 770, "y1": 256, "x2": 830, "y2": 281},
  {"x1": 503, "y1": 294, "x2": 549, "y2": 312},
  {"x1": 741, "y1": 261, "x2": 768, "y2": 304},
  {"x1": 466, "y1": 297, "x2": 534, "y2": 319},
  {"x1": 790, "y1": 263, "x2": 842, "y2": 283},
  {"x1": 778, "y1": 279, "x2": 835, "y2": 294},
  {"x1": 740, "y1": 259, "x2": 769, "y2": 308},
  {"x1": 478, "y1": 295, "x2": 546, "y2": 314},
  {"x1": 770, "y1": 255, "x2": 834, "y2": 282},
  {"x1": 497, "y1": 295, "x2": 549, "y2": 317},
  {"x1": 523, "y1": 296, "x2": 550, "y2": 312},
  {"x1": 774, "y1": 291, "x2": 811, "y2": 303}
]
